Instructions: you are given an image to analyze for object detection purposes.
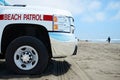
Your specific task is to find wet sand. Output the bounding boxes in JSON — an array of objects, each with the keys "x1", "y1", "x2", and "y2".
[{"x1": 0, "y1": 41, "x2": 120, "y2": 80}]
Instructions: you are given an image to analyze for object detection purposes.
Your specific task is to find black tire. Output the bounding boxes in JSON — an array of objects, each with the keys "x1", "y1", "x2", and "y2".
[
  {"x1": 73, "y1": 45, "x2": 78, "y2": 55},
  {"x1": 0, "y1": 54, "x2": 5, "y2": 59},
  {"x1": 5, "y1": 36, "x2": 49, "y2": 74}
]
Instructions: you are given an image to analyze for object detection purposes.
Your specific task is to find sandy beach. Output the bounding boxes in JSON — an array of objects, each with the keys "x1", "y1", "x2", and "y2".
[
  {"x1": 73, "y1": 41, "x2": 120, "y2": 80},
  {"x1": 0, "y1": 41, "x2": 120, "y2": 80}
]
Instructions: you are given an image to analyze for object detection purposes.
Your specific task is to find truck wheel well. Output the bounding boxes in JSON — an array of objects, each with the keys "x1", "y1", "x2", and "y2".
[{"x1": 1, "y1": 24, "x2": 52, "y2": 58}]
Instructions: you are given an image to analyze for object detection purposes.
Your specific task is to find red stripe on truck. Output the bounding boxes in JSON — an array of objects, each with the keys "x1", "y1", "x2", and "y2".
[
  {"x1": 0, "y1": 14, "x2": 53, "y2": 21},
  {"x1": 0, "y1": 14, "x2": 4, "y2": 20},
  {"x1": 43, "y1": 15, "x2": 53, "y2": 21}
]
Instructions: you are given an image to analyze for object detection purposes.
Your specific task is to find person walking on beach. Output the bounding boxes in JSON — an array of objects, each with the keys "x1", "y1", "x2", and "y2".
[{"x1": 107, "y1": 36, "x2": 111, "y2": 43}]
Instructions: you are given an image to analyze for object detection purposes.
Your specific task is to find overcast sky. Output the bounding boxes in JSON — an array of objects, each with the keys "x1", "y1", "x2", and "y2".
[{"x1": 6, "y1": 0, "x2": 120, "y2": 39}]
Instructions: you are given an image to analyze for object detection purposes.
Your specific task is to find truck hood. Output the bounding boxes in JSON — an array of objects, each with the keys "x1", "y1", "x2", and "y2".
[{"x1": 1, "y1": 5, "x2": 72, "y2": 17}]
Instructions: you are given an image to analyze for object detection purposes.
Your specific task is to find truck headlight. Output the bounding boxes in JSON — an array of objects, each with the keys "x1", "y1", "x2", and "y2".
[{"x1": 53, "y1": 15, "x2": 70, "y2": 32}]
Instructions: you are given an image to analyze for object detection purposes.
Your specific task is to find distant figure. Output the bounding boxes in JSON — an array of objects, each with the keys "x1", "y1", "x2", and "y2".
[
  {"x1": 85, "y1": 40, "x2": 88, "y2": 42},
  {"x1": 107, "y1": 37, "x2": 111, "y2": 43}
]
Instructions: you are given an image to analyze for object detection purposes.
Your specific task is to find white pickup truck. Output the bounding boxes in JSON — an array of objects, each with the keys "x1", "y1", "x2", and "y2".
[{"x1": 0, "y1": 0, "x2": 77, "y2": 74}]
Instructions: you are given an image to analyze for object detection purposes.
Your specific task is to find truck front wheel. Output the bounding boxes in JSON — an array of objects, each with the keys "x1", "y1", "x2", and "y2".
[{"x1": 5, "y1": 36, "x2": 49, "y2": 74}]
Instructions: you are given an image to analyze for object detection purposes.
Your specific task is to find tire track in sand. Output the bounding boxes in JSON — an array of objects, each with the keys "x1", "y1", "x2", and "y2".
[{"x1": 0, "y1": 57, "x2": 91, "y2": 80}]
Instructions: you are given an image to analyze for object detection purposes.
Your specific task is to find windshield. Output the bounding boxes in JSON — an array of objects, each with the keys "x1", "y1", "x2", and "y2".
[{"x1": 0, "y1": 0, "x2": 10, "y2": 6}]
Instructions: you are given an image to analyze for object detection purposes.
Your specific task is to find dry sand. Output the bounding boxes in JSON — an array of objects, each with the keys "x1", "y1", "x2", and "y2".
[{"x1": 0, "y1": 41, "x2": 120, "y2": 80}]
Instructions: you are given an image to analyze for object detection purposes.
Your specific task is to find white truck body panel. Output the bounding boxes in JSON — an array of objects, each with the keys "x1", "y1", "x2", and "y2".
[{"x1": 0, "y1": 2, "x2": 77, "y2": 57}]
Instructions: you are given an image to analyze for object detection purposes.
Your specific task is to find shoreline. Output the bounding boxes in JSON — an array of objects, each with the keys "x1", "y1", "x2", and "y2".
[{"x1": 78, "y1": 40, "x2": 120, "y2": 44}]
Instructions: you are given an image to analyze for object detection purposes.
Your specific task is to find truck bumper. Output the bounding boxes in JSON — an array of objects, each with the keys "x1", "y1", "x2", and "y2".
[{"x1": 49, "y1": 32, "x2": 77, "y2": 57}]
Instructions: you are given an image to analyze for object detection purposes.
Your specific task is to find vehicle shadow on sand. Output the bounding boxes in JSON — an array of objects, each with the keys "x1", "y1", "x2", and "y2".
[{"x1": 0, "y1": 58, "x2": 71, "y2": 79}]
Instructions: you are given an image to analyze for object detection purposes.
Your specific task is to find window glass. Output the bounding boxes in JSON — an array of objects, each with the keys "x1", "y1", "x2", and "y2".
[
  {"x1": 0, "y1": 0, "x2": 10, "y2": 6},
  {"x1": 0, "y1": 0, "x2": 4, "y2": 6}
]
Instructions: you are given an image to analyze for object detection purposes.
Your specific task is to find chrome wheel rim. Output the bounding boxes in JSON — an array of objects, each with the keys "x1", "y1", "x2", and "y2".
[{"x1": 14, "y1": 46, "x2": 38, "y2": 70}]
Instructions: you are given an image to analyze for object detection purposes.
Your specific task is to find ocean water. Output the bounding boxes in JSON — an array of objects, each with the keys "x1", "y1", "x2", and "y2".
[{"x1": 86, "y1": 39, "x2": 120, "y2": 43}]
